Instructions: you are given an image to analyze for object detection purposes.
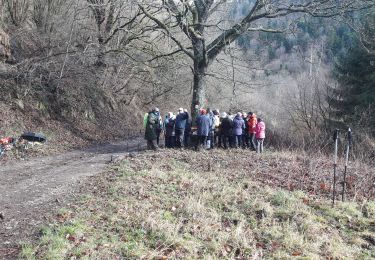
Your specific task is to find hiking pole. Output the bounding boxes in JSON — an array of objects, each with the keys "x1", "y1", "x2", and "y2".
[
  {"x1": 342, "y1": 128, "x2": 352, "y2": 202},
  {"x1": 332, "y1": 129, "x2": 340, "y2": 207}
]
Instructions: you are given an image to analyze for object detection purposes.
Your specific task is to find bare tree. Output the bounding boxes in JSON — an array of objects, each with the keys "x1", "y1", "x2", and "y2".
[
  {"x1": 32, "y1": 0, "x2": 65, "y2": 33},
  {"x1": 86, "y1": 0, "x2": 148, "y2": 66},
  {"x1": 138, "y1": 0, "x2": 374, "y2": 116},
  {"x1": 4, "y1": 0, "x2": 29, "y2": 26}
]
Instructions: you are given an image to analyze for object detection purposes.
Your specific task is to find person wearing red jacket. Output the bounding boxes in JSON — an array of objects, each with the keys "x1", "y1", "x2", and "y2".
[
  {"x1": 247, "y1": 112, "x2": 257, "y2": 151},
  {"x1": 256, "y1": 118, "x2": 266, "y2": 153}
]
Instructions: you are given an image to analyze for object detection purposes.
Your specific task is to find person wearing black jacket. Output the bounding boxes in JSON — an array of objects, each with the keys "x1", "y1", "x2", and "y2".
[
  {"x1": 164, "y1": 112, "x2": 176, "y2": 148},
  {"x1": 184, "y1": 109, "x2": 192, "y2": 147},
  {"x1": 219, "y1": 112, "x2": 233, "y2": 149}
]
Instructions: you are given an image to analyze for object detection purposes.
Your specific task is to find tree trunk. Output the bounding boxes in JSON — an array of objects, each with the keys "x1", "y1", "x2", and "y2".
[
  {"x1": 191, "y1": 38, "x2": 207, "y2": 122},
  {"x1": 96, "y1": 35, "x2": 106, "y2": 66},
  {"x1": 0, "y1": 28, "x2": 11, "y2": 61}
]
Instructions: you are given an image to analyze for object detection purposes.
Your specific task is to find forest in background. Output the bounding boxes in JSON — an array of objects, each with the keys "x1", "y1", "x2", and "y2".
[{"x1": 0, "y1": 0, "x2": 374, "y2": 159}]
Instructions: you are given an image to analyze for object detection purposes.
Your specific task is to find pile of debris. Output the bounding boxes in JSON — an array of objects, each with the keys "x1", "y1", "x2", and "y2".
[{"x1": 0, "y1": 132, "x2": 46, "y2": 159}]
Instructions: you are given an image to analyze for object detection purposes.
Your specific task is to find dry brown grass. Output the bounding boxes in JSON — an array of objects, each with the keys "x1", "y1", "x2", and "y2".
[{"x1": 22, "y1": 149, "x2": 375, "y2": 259}]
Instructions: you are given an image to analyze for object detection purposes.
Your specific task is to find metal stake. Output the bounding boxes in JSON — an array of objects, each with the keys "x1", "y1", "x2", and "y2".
[
  {"x1": 342, "y1": 128, "x2": 352, "y2": 202},
  {"x1": 332, "y1": 129, "x2": 339, "y2": 207}
]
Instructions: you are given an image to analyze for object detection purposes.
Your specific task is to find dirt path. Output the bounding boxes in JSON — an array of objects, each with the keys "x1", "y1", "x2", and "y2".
[{"x1": 0, "y1": 138, "x2": 145, "y2": 259}]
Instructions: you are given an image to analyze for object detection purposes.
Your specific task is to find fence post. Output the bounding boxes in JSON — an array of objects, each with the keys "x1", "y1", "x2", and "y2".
[
  {"x1": 342, "y1": 128, "x2": 352, "y2": 202},
  {"x1": 332, "y1": 129, "x2": 340, "y2": 207}
]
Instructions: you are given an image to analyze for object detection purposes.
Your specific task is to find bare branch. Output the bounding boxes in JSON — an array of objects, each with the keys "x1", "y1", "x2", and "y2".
[
  {"x1": 138, "y1": 4, "x2": 194, "y2": 59},
  {"x1": 147, "y1": 49, "x2": 184, "y2": 62},
  {"x1": 247, "y1": 27, "x2": 286, "y2": 33}
]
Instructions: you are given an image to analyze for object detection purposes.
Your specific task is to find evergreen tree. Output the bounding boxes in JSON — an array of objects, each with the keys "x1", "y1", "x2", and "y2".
[{"x1": 330, "y1": 18, "x2": 375, "y2": 135}]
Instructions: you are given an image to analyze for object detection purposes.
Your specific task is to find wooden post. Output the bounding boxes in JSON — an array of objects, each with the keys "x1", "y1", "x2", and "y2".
[
  {"x1": 342, "y1": 128, "x2": 352, "y2": 202},
  {"x1": 332, "y1": 129, "x2": 339, "y2": 207}
]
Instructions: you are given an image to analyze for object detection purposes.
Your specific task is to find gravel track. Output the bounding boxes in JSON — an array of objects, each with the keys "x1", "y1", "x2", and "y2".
[{"x1": 0, "y1": 137, "x2": 145, "y2": 259}]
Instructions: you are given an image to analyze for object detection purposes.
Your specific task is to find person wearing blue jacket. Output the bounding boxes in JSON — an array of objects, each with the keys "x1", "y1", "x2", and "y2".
[
  {"x1": 232, "y1": 112, "x2": 245, "y2": 148},
  {"x1": 195, "y1": 109, "x2": 211, "y2": 150},
  {"x1": 175, "y1": 107, "x2": 189, "y2": 148}
]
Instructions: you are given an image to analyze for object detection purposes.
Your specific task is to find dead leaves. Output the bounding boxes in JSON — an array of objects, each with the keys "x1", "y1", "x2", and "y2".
[
  {"x1": 291, "y1": 250, "x2": 302, "y2": 256},
  {"x1": 302, "y1": 197, "x2": 310, "y2": 205},
  {"x1": 319, "y1": 182, "x2": 331, "y2": 192},
  {"x1": 56, "y1": 211, "x2": 73, "y2": 223}
]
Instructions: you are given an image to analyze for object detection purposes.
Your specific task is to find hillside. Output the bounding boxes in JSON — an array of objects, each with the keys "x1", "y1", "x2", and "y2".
[
  {"x1": 21, "y1": 149, "x2": 375, "y2": 259},
  {"x1": 0, "y1": 1, "x2": 373, "y2": 259},
  {"x1": 1, "y1": 1, "x2": 373, "y2": 156}
]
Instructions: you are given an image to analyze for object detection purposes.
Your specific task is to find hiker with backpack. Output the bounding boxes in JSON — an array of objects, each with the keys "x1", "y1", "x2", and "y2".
[
  {"x1": 144, "y1": 108, "x2": 160, "y2": 150},
  {"x1": 143, "y1": 112, "x2": 149, "y2": 129},
  {"x1": 256, "y1": 117, "x2": 266, "y2": 153}
]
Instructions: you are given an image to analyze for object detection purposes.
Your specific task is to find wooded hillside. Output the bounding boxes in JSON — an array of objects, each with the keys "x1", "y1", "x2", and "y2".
[{"x1": 0, "y1": 0, "x2": 374, "y2": 156}]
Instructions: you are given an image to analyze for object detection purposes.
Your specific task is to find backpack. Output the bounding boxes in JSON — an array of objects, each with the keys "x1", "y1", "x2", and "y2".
[{"x1": 143, "y1": 113, "x2": 149, "y2": 128}]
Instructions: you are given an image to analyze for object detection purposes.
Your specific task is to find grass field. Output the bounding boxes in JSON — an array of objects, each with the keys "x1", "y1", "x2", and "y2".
[{"x1": 22, "y1": 149, "x2": 375, "y2": 259}]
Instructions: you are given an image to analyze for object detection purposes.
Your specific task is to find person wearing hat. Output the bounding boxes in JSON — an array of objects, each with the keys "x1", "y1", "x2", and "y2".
[
  {"x1": 144, "y1": 107, "x2": 160, "y2": 150},
  {"x1": 175, "y1": 107, "x2": 189, "y2": 148}
]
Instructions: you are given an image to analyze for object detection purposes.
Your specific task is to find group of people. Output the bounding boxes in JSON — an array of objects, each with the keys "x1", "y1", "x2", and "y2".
[{"x1": 143, "y1": 107, "x2": 266, "y2": 153}]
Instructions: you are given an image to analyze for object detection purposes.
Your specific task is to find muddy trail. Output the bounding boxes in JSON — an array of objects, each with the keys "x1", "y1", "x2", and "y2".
[{"x1": 0, "y1": 137, "x2": 145, "y2": 259}]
